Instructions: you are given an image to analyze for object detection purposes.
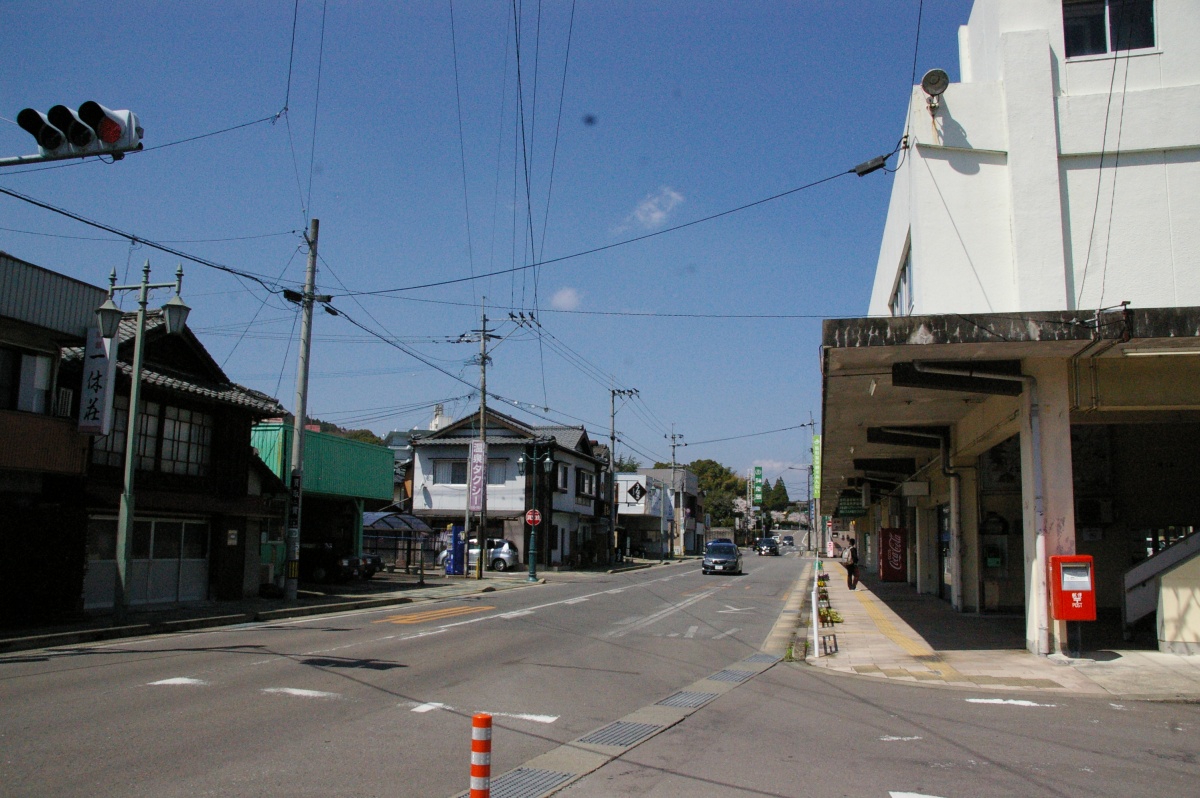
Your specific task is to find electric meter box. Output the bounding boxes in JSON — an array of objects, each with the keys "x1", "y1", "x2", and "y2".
[{"x1": 1049, "y1": 554, "x2": 1096, "y2": 622}]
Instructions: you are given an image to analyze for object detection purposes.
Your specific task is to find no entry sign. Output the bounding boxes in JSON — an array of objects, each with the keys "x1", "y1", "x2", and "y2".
[{"x1": 525, "y1": 509, "x2": 542, "y2": 526}]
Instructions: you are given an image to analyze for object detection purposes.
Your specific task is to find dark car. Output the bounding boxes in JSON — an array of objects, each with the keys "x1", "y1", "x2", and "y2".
[
  {"x1": 702, "y1": 541, "x2": 743, "y2": 575},
  {"x1": 299, "y1": 542, "x2": 360, "y2": 583},
  {"x1": 781, "y1": 535, "x2": 795, "y2": 547},
  {"x1": 359, "y1": 552, "x2": 385, "y2": 579},
  {"x1": 755, "y1": 537, "x2": 780, "y2": 556}
]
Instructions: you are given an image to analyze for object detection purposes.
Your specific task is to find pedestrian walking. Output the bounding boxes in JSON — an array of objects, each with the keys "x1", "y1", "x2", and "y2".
[{"x1": 842, "y1": 540, "x2": 859, "y2": 589}]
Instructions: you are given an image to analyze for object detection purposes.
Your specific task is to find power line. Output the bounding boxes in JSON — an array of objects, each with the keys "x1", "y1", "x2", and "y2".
[{"x1": 340, "y1": 164, "x2": 865, "y2": 297}]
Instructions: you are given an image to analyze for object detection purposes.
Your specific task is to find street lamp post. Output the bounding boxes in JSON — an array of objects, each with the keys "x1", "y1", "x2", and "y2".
[
  {"x1": 95, "y1": 261, "x2": 190, "y2": 624},
  {"x1": 518, "y1": 437, "x2": 554, "y2": 583}
]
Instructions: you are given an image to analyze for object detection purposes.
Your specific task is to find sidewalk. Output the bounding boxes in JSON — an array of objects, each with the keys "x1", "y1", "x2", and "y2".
[
  {"x1": 0, "y1": 559, "x2": 667, "y2": 655},
  {"x1": 803, "y1": 558, "x2": 1200, "y2": 700}
]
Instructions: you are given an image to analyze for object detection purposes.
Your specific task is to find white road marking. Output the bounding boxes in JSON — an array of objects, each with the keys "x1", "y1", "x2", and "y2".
[
  {"x1": 717, "y1": 605, "x2": 754, "y2": 613},
  {"x1": 499, "y1": 610, "x2": 534, "y2": 619},
  {"x1": 406, "y1": 701, "x2": 557, "y2": 724},
  {"x1": 148, "y1": 677, "x2": 207, "y2": 686},
  {"x1": 1110, "y1": 703, "x2": 1127, "y2": 710},
  {"x1": 263, "y1": 687, "x2": 340, "y2": 699},
  {"x1": 684, "y1": 626, "x2": 699, "y2": 638},
  {"x1": 967, "y1": 698, "x2": 1057, "y2": 707},
  {"x1": 711, "y1": 628, "x2": 741, "y2": 640},
  {"x1": 890, "y1": 793, "x2": 947, "y2": 798},
  {"x1": 563, "y1": 597, "x2": 589, "y2": 604},
  {"x1": 668, "y1": 633, "x2": 680, "y2": 638},
  {"x1": 880, "y1": 735, "x2": 923, "y2": 741},
  {"x1": 605, "y1": 588, "x2": 626, "y2": 594},
  {"x1": 606, "y1": 589, "x2": 720, "y2": 638}
]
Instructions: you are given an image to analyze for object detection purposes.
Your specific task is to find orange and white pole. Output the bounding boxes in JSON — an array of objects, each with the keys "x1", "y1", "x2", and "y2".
[{"x1": 470, "y1": 712, "x2": 492, "y2": 798}]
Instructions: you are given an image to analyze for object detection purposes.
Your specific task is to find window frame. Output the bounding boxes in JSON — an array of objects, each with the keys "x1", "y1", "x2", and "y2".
[{"x1": 1063, "y1": 0, "x2": 1156, "y2": 59}]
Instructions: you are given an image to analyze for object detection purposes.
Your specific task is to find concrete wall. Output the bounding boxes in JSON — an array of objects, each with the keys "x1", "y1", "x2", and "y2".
[
  {"x1": 868, "y1": 0, "x2": 1200, "y2": 318},
  {"x1": 1159, "y1": 555, "x2": 1200, "y2": 654}
]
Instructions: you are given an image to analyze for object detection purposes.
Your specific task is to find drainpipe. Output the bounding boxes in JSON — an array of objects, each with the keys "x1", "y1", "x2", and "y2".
[{"x1": 912, "y1": 362, "x2": 1050, "y2": 655}]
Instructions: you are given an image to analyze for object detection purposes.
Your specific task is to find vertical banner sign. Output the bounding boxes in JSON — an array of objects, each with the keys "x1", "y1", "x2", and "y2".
[
  {"x1": 468, "y1": 439, "x2": 487, "y2": 512},
  {"x1": 78, "y1": 328, "x2": 117, "y2": 435},
  {"x1": 811, "y1": 435, "x2": 822, "y2": 500},
  {"x1": 753, "y1": 466, "x2": 763, "y2": 502}
]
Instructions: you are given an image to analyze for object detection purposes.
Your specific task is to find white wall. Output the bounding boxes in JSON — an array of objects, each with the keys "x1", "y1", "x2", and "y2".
[
  {"x1": 413, "y1": 443, "x2": 526, "y2": 514},
  {"x1": 869, "y1": 0, "x2": 1200, "y2": 318}
]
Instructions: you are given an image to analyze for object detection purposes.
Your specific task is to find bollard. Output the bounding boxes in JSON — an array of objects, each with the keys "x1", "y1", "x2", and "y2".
[{"x1": 470, "y1": 712, "x2": 492, "y2": 798}]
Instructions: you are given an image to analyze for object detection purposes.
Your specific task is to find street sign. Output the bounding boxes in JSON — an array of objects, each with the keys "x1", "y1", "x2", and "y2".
[
  {"x1": 525, "y1": 509, "x2": 542, "y2": 526},
  {"x1": 627, "y1": 482, "x2": 646, "y2": 501}
]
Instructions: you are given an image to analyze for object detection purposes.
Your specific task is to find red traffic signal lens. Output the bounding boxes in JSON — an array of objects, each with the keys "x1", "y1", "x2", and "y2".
[{"x1": 78, "y1": 101, "x2": 124, "y2": 145}]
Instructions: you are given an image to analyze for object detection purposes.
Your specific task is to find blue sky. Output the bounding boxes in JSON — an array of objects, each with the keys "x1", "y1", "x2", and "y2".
[{"x1": 0, "y1": 0, "x2": 973, "y2": 499}]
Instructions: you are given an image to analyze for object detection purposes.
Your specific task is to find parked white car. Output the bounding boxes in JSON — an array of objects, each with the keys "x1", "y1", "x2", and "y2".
[{"x1": 437, "y1": 538, "x2": 520, "y2": 571}]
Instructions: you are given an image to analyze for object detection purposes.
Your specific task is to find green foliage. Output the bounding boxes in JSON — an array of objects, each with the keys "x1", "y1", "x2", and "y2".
[
  {"x1": 614, "y1": 455, "x2": 642, "y2": 472},
  {"x1": 343, "y1": 428, "x2": 385, "y2": 446}
]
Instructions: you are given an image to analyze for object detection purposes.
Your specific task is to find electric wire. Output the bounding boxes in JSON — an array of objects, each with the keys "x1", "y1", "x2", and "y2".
[
  {"x1": 682, "y1": 423, "x2": 814, "y2": 447},
  {"x1": 448, "y1": 0, "x2": 478, "y2": 307},
  {"x1": 342, "y1": 166, "x2": 859, "y2": 297},
  {"x1": 0, "y1": 185, "x2": 286, "y2": 293},
  {"x1": 305, "y1": 0, "x2": 329, "y2": 223}
]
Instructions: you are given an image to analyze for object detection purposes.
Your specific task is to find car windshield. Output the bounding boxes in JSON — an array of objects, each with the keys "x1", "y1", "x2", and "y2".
[{"x1": 706, "y1": 544, "x2": 737, "y2": 556}]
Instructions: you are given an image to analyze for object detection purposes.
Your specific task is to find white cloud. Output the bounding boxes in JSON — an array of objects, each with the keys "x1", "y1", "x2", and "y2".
[
  {"x1": 550, "y1": 286, "x2": 582, "y2": 311},
  {"x1": 626, "y1": 186, "x2": 684, "y2": 230}
]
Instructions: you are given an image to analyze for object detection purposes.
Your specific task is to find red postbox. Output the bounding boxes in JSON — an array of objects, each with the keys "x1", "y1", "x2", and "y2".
[{"x1": 1049, "y1": 554, "x2": 1096, "y2": 621}]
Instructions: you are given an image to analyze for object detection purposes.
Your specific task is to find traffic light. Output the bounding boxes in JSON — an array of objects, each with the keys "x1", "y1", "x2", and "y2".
[{"x1": 15, "y1": 101, "x2": 143, "y2": 161}]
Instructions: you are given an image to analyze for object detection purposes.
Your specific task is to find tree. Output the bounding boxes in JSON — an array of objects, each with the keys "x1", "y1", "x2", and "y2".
[
  {"x1": 614, "y1": 454, "x2": 642, "y2": 472},
  {"x1": 764, "y1": 477, "x2": 790, "y2": 512}
]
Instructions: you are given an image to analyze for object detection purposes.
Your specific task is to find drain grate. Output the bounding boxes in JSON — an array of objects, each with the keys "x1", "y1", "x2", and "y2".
[
  {"x1": 577, "y1": 721, "x2": 662, "y2": 747},
  {"x1": 657, "y1": 690, "x2": 718, "y2": 708},
  {"x1": 743, "y1": 653, "x2": 779, "y2": 664},
  {"x1": 709, "y1": 668, "x2": 755, "y2": 683},
  {"x1": 490, "y1": 768, "x2": 573, "y2": 798}
]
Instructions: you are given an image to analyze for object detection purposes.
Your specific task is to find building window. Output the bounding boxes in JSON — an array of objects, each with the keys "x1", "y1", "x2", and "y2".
[
  {"x1": 576, "y1": 471, "x2": 595, "y2": 498},
  {"x1": 556, "y1": 462, "x2": 570, "y2": 492},
  {"x1": 434, "y1": 459, "x2": 468, "y2": 484},
  {"x1": 433, "y1": 458, "x2": 506, "y2": 485},
  {"x1": 889, "y1": 248, "x2": 914, "y2": 317},
  {"x1": 0, "y1": 347, "x2": 53, "y2": 413},
  {"x1": 160, "y1": 405, "x2": 214, "y2": 476},
  {"x1": 1064, "y1": 1, "x2": 1154, "y2": 58},
  {"x1": 92, "y1": 397, "x2": 212, "y2": 476}
]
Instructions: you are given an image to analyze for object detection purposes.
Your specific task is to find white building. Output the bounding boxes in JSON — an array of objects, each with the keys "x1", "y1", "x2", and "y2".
[
  {"x1": 821, "y1": 0, "x2": 1200, "y2": 656},
  {"x1": 871, "y1": 0, "x2": 1200, "y2": 319},
  {"x1": 410, "y1": 408, "x2": 610, "y2": 568},
  {"x1": 615, "y1": 473, "x2": 673, "y2": 558}
]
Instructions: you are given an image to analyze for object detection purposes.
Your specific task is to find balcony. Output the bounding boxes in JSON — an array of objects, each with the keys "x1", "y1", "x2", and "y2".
[{"x1": 0, "y1": 409, "x2": 90, "y2": 475}]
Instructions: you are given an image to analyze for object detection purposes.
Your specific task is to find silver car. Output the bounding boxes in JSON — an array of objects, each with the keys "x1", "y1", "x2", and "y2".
[
  {"x1": 701, "y1": 541, "x2": 743, "y2": 575},
  {"x1": 437, "y1": 538, "x2": 520, "y2": 572}
]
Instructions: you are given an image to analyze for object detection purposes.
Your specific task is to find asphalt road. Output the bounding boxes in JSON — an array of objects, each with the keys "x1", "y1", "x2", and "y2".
[{"x1": 1, "y1": 553, "x2": 802, "y2": 798}]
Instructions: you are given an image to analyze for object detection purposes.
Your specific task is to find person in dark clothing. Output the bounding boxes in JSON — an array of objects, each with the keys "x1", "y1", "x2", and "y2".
[{"x1": 843, "y1": 540, "x2": 859, "y2": 589}]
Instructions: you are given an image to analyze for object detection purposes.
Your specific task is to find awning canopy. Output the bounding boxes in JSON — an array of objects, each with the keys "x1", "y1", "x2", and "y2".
[{"x1": 819, "y1": 306, "x2": 1200, "y2": 514}]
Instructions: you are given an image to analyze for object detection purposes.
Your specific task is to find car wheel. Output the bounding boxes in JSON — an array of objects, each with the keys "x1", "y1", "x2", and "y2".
[
  {"x1": 310, "y1": 566, "x2": 328, "y2": 583},
  {"x1": 362, "y1": 569, "x2": 375, "y2": 580},
  {"x1": 492, "y1": 559, "x2": 507, "y2": 572}
]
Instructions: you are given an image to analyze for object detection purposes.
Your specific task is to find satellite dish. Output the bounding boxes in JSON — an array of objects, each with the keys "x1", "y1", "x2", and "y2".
[{"x1": 921, "y1": 68, "x2": 950, "y2": 97}]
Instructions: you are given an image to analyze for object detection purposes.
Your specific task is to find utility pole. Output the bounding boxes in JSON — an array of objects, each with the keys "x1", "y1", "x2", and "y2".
[
  {"x1": 666, "y1": 427, "x2": 683, "y2": 556},
  {"x1": 473, "y1": 298, "x2": 498, "y2": 580},
  {"x1": 285, "y1": 219, "x2": 327, "y2": 601},
  {"x1": 610, "y1": 388, "x2": 637, "y2": 562}
]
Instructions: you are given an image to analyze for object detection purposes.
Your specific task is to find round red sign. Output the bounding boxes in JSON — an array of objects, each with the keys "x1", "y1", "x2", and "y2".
[{"x1": 525, "y1": 509, "x2": 542, "y2": 526}]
